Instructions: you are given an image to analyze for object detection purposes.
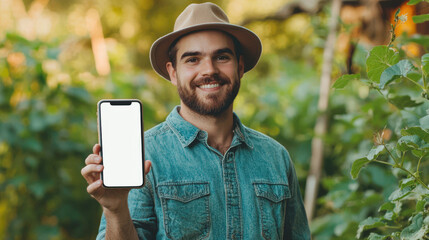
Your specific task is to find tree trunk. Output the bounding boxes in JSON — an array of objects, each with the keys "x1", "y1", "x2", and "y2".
[{"x1": 304, "y1": 0, "x2": 342, "y2": 223}]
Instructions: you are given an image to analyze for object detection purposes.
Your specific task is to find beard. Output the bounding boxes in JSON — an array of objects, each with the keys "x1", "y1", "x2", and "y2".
[{"x1": 176, "y1": 74, "x2": 240, "y2": 117}]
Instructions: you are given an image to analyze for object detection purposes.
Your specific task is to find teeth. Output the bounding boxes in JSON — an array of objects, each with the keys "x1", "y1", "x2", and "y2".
[{"x1": 199, "y1": 83, "x2": 219, "y2": 89}]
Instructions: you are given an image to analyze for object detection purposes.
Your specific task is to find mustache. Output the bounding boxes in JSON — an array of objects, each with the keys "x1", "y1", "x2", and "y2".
[{"x1": 191, "y1": 75, "x2": 229, "y2": 87}]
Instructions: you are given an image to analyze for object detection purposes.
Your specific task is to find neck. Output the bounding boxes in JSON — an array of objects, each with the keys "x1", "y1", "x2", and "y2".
[{"x1": 178, "y1": 103, "x2": 234, "y2": 155}]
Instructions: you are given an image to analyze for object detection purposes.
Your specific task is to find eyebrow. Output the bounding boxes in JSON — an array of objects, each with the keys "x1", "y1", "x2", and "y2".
[
  {"x1": 215, "y1": 48, "x2": 234, "y2": 55},
  {"x1": 180, "y1": 48, "x2": 235, "y2": 60},
  {"x1": 180, "y1": 51, "x2": 201, "y2": 60}
]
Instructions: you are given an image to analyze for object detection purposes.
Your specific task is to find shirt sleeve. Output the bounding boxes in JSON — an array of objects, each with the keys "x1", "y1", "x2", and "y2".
[
  {"x1": 283, "y1": 152, "x2": 311, "y2": 240},
  {"x1": 96, "y1": 172, "x2": 158, "y2": 240}
]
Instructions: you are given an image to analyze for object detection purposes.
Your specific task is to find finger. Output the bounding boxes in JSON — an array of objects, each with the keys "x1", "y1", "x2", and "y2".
[
  {"x1": 87, "y1": 179, "x2": 103, "y2": 196},
  {"x1": 144, "y1": 160, "x2": 152, "y2": 175},
  {"x1": 81, "y1": 164, "x2": 103, "y2": 183},
  {"x1": 93, "y1": 143, "x2": 101, "y2": 155},
  {"x1": 85, "y1": 154, "x2": 102, "y2": 165}
]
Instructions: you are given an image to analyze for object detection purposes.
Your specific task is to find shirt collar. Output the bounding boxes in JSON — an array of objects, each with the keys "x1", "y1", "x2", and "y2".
[{"x1": 166, "y1": 106, "x2": 253, "y2": 149}]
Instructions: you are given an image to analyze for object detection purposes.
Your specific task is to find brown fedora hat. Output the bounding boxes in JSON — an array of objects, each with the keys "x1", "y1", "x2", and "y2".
[{"x1": 149, "y1": 2, "x2": 262, "y2": 81}]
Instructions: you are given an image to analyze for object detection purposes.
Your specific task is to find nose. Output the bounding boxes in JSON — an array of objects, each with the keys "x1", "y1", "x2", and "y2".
[{"x1": 200, "y1": 58, "x2": 218, "y2": 76}]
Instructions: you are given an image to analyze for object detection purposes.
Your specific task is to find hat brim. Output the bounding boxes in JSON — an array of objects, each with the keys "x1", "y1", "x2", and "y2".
[{"x1": 150, "y1": 22, "x2": 262, "y2": 81}]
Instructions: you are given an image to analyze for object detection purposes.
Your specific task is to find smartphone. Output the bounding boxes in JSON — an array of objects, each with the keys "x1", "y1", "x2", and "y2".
[{"x1": 97, "y1": 99, "x2": 144, "y2": 188}]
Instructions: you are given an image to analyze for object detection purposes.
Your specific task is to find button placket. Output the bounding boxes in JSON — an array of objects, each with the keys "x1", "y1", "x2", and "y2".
[{"x1": 222, "y1": 150, "x2": 242, "y2": 239}]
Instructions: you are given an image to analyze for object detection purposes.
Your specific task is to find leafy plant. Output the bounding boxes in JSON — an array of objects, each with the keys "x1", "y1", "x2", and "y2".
[
  {"x1": 408, "y1": 0, "x2": 429, "y2": 24},
  {"x1": 0, "y1": 33, "x2": 103, "y2": 239},
  {"x1": 333, "y1": 9, "x2": 429, "y2": 239}
]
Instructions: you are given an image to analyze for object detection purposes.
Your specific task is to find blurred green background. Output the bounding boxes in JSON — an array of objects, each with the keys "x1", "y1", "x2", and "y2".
[{"x1": 1, "y1": 0, "x2": 428, "y2": 239}]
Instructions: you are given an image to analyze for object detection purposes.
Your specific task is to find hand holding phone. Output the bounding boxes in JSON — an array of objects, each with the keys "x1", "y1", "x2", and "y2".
[
  {"x1": 81, "y1": 143, "x2": 152, "y2": 212},
  {"x1": 97, "y1": 99, "x2": 145, "y2": 188}
]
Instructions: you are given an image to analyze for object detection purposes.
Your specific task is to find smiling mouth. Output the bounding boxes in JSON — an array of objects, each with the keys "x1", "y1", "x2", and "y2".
[{"x1": 199, "y1": 83, "x2": 220, "y2": 89}]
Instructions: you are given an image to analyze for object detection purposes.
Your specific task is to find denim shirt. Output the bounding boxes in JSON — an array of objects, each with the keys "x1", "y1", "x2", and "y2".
[{"x1": 97, "y1": 106, "x2": 310, "y2": 240}]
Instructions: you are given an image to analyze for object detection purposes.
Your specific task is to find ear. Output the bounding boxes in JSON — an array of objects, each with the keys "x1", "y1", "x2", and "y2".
[
  {"x1": 238, "y1": 55, "x2": 244, "y2": 79},
  {"x1": 166, "y1": 62, "x2": 177, "y2": 86}
]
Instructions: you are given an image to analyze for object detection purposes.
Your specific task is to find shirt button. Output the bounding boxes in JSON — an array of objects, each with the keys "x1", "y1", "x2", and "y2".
[
  {"x1": 227, "y1": 152, "x2": 234, "y2": 162},
  {"x1": 198, "y1": 131, "x2": 206, "y2": 138}
]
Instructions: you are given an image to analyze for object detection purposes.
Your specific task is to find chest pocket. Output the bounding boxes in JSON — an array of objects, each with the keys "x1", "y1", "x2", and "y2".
[
  {"x1": 254, "y1": 182, "x2": 291, "y2": 240},
  {"x1": 158, "y1": 182, "x2": 211, "y2": 240}
]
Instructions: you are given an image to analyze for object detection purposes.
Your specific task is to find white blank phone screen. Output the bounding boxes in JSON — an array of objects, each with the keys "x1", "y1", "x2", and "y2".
[{"x1": 100, "y1": 102, "x2": 143, "y2": 187}]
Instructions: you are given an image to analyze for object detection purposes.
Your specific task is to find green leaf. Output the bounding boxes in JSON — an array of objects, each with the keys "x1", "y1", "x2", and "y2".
[
  {"x1": 400, "y1": 213, "x2": 426, "y2": 240},
  {"x1": 420, "y1": 115, "x2": 429, "y2": 130},
  {"x1": 379, "y1": 60, "x2": 417, "y2": 89},
  {"x1": 416, "y1": 199, "x2": 427, "y2": 211},
  {"x1": 368, "y1": 233, "x2": 387, "y2": 240},
  {"x1": 332, "y1": 74, "x2": 360, "y2": 89},
  {"x1": 366, "y1": 46, "x2": 400, "y2": 83},
  {"x1": 397, "y1": 135, "x2": 422, "y2": 151},
  {"x1": 356, "y1": 217, "x2": 385, "y2": 239},
  {"x1": 412, "y1": 14, "x2": 429, "y2": 24},
  {"x1": 388, "y1": 95, "x2": 422, "y2": 109},
  {"x1": 388, "y1": 185, "x2": 415, "y2": 201},
  {"x1": 394, "y1": 8, "x2": 400, "y2": 19},
  {"x1": 378, "y1": 202, "x2": 395, "y2": 212},
  {"x1": 383, "y1": 211, "x2": 395, "y2": 221},
  {"x1": 400, "y1": 178, "x2": 417, "y2": 190},
  {"x1": 351, "y1": 158, "x2": 370, "y2": 179},
  {"x1": 401, "y1": 126, "x2": 429, "y2": 142},
  {"x1": 367, "y1": 145, "x2": 385, "y2": 160},
  {"x1": 414, "y1": 185, "x2": 429, "y2": 196},
  {"x1": 407, "y1": 72, "x2": 422, "y2": 82},
  {"x1": 408, "y1": 0, "x2": 424, "y2": 5},
  {"x1": 359, "y1": 78, "x2": 373, "y2": 86},
  {"x1": 411, "y1": 149, "x2": 425, "y2": 157},
  {"x1": 422, "y1": 53, "x2": 429, "y2": 77}
]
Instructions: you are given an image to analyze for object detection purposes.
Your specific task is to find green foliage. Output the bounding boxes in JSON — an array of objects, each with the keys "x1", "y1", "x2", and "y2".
[
  {"x1": 423, "y1": 54, "x2": 429, "y2": 78},
  {"x1": 313, "y1": 6, "x2": 429, "y2": 239},
  {"x1": 400, "y1": 213, "x2": 429, "y2": 240},
  {"x1": 334, "y1": 10, "x2": 429, "y2": 239},
  {"x1": 379, "y1": 60, "x2": 418, "y2": 89},
  {"x1": 357, "y1": 217, "x2": 386, "y2": 239},
  {"x1": 366, "y1": 46, "x2": 399, "y2": 83},
  {"x1": 332, "y1": 74, "x2": 360, "y2": 90},
  {"x1": 351, "y1": 145, "x2": 385, "y2": 179},
  {"x1": 408, "y1": 0, "x2": 427, "y2": 5},
  {"x1": 0, "y1": 33, "x2": 101, "y2": 239},
  {"x1": 0, "y1": 28, "x2": 175, "y2": 238},
  {"x1": 408, "y1": 0, "x2": 429, "y2": 24},
  {"x1": 412, "y1": 14, "x2": 429, "y2": 24}
]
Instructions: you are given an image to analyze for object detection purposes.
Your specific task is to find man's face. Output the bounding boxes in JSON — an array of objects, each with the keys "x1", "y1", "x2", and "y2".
[{"x1": 166, "y1": 30, "x2": 244, "y2": 116}]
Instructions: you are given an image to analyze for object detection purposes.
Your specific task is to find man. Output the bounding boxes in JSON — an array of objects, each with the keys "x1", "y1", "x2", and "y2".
[{"x1": 81, "y1": 2, "x2": 310, "y2": 239}]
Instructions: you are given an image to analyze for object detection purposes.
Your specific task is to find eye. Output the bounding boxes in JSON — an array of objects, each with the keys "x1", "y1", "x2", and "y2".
[
  {"x1": 185, "y1": 57, "x2": 198, "y2": 63},
  {"x1": 216, "y1": 55, "x2": 231, "y2": 62}
]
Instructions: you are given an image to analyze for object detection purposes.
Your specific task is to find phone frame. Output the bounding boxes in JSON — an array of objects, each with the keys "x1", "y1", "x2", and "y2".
[{"x1": 97, "y1": 99, "x2": 145, "y2": 188}]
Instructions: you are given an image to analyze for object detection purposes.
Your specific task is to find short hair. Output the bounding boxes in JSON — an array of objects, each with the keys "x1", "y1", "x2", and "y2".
[{"x1": 167, "y1": 30, "x2": 242, "y2": 69}]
